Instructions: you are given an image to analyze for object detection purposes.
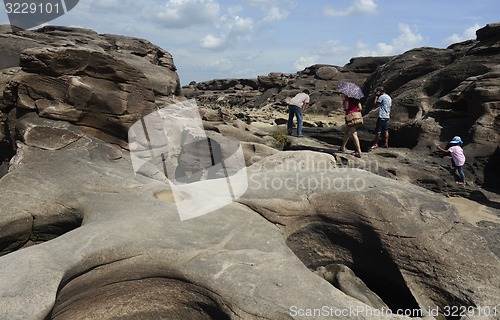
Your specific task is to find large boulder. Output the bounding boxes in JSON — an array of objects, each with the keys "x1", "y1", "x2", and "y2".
[
  {"x1": 239, "y1": 151, "x2": 500, "y2": 319},
  {"x1": 0, "y1": 134, "x2": 410, "y2": 320},
  {"x1": 14, "y1": 46, "x2": 156, "y2": 145},
  {"x1": 0, "y1": 25, "x2": 181, "y2": 151},
  {"x1": 363, "y1": 23, "x2": 500, "y2": 187}
]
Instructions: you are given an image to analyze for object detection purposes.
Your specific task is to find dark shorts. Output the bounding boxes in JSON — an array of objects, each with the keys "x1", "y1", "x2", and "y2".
[{"x1": 375, "y1": 118, "x2": 389, "y2": 134}]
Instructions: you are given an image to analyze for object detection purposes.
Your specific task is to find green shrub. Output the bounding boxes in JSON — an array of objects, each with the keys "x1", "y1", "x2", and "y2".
[{"x1": 269, "y1": 129, "x2": 288, "y2": 150}]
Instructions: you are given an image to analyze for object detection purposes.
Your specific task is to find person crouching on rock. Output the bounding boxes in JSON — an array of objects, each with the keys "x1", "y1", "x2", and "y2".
[
  {"x1": 437, "y1": 136, "x2": 466, "y2": 186},
  {"x1": 339, "y1": 94, "x2": 363, "y2": 158},
  {"x1": 287, "y1": 89, "x2": 310, "y2": 137}
]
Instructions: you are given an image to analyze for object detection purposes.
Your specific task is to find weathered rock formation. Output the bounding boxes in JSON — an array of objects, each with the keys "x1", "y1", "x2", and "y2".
[
  {"x1": 0, "y1": 24, "x2": 499, "y2": 320},
  {"x1": 184, "y1": 59, "x2": 390, "y2": 116},
  {"x1": 314, "y1": 263, "x2": 390, "y2": 310},
  {"x1": 184, "y1": 23, "x2": 500, "y2": 191},
  {"x1": 362, "y1": 23, "x2": 500, "y2": 188},
  {"x1": 240, "y1": 151, "x2": 500, "y2": 319},
  {"x1": 0, "y1": 25, "x2": 181, "y2": 155},
  {"x1": 1, "y1": 127, "x2": 499, "y2": 319}
]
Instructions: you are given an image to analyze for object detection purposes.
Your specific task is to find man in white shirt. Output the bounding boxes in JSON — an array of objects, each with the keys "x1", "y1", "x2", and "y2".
[
  {"x1": 287, "y1": 89, "x2": 310, "y2": 137},
  {"x1": 370, "y1": 87, "x2": 392, "y2": 149}
]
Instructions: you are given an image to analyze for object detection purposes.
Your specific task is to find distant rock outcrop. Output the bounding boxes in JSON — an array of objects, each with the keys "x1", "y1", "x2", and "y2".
[
  {"x1": 184, "y1": 23, "x2": 500, "y2": 190},
  {"x1": 363, "y1": 23, "x2": 500, "y2": 185},
  {"x1": 183, "y1": 58, "x2": 391, "y2": 114}
]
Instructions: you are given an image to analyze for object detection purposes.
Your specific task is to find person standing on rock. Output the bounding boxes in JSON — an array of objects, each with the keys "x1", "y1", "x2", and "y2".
[
  {"x1": 287, "y1": 89, "x2": 310, "y2": 137},
  {"x1": 339, "y1": 95, "x2": 363, "y2": 158},
  {"x1": 370, "y1": 87, "x2": 392, "y2": 149},
  {"x1": 437, "y1": 136, "x2": 466, "y2": 186}
]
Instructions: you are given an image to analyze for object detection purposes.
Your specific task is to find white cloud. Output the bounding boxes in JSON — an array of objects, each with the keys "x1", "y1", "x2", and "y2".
[
  {"x1": 200, "y1": 34, "x2": 225, "y2": 49},
  {"x1": 321, "y1": 42, "x2": 353, "y2": 66},
  {"x1": 325, "y1": 0, "x2": 377, "y2": 17},
  {"x1": 88, "y1": 0, "x2": 142, "y2": 14},
  {"x1": 262, "y1": 6, "x2": 289, "y2": 22},
  {"x1": 317, "y1": 40, "x2": 350, "y2": 56},
  {"x1": 444, "y1": 24, "x2": 480, "y2": 45},
  {"x1": 206, "y1": 57, "x2": 233, "y2": 68},
  {"x1": 202, "y1": 15, "x2": 254, "y2": 50},
  {"x1": 294, "y1": 56, "x2": 318, "y2": 71},
  {"x1": 153, "y1": 0, "x2": 220, "y2": 28},
  {"x1": 240, "y1": 0, "x2": 295, "y2": 23},
  {"x1": 358, "y1": 23, "x2": 424, "y2": 56},
  {"x1": 356, "y1": 41, "x2": 369, "y2": 51},
  {"x1": 227, "y1": 5, "x2": 244, "y2": 16},
  {"x1": 242, "y1": 0, "x2": 272, "y2": 6},
  {"x1": 202, "y1": 56, "x2": 235, "y2": 77},
  {"x1": 232, "y1": 16, "x2": 254, "y2": 33},
  {"x1": 242, "y1": 0, "x2": 297, "y2": 8},
  {"x1": 394, "y1": 23, "x2": 424, "y2": 46},
  {"x1": 92, "y1": 0, "x2": 121, "y2": 9}
]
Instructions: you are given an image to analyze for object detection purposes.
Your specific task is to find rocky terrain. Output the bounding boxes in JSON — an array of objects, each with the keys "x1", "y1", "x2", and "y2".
[
  {"x1": 0, "y1": 23, "x2": 499, "y2": 320},
  {"x1": 184, "y1": 24, "x2": 500, "y2": 191}
]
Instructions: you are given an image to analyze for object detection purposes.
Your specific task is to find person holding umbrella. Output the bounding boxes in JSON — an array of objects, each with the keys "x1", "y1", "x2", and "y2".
[{"x1": 338, "y1": 82, "x2": 364, "y2": 158}]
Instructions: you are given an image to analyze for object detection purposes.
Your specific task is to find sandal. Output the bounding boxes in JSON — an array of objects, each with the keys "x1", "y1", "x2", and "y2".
[
  {"x1": 370, "y1": 145, "x2": 378, "y2": 150},
  {"x1": 353, "y1": 152, "x2": 362, "y2": 158}
]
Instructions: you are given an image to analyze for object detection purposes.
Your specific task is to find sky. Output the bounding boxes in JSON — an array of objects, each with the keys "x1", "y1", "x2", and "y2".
[{"x1": 1, "y1": 0, "x2": 498, "y2": 85}]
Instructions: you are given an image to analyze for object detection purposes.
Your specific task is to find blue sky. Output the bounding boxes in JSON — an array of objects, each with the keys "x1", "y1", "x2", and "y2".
[{"x1": 1, "y1": 0, "x2": 498, "y2": 85}]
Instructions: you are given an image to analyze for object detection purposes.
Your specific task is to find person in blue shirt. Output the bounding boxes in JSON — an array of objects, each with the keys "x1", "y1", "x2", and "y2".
[{"x1": 370, "y1": 87, "x2": 392, "y2": 149}]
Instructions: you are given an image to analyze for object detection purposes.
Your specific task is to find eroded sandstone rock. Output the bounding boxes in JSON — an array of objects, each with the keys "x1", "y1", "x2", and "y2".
[
  {"x1": 0, "y1": 138, "x2": 410, "y2": 320},
  {"x1": 0, "y1": 25, "x2": 181, "y2": 153},
  {"x1": 0, "y1": 23, "x2": 498, "y2": 320},
  {"x1": 239, "y1": 151, "x2": 500, "y2": 319},
  {"x1": 314, "y1": 264, "x2": 389, "y2": 310}
]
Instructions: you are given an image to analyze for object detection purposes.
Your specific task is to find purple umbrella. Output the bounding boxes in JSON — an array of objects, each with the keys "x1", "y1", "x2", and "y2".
[{"x1": 337, "y1": 82, "x2": 365, "y2": 99}]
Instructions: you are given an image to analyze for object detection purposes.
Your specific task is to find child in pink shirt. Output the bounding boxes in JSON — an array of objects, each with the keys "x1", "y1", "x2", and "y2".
[{"x1": 437, "y1": 136, "x2": 466, "y2": 186}]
